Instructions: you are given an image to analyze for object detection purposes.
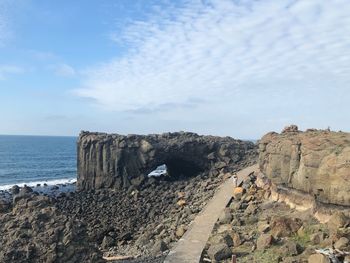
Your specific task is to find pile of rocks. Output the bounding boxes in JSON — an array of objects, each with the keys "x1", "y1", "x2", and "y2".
[
  {"x1": 202, "y1": 172, "x2": 350, "y2": 263},
  {"x1": 0, "y1": 189, "x2": 103, "y2": 263},
  {"x1": 56, "y1": 166, "x2": 250, "y2": 259}
]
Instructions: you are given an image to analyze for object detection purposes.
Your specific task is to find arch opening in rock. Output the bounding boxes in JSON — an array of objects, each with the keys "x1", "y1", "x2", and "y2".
[{"x1": 164, "y1": 158, "x2": 203, "y2": 179}]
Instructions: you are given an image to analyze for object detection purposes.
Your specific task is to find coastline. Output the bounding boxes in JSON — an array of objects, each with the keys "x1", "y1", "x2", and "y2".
[{"x1": 0, "y1": 178, "x2": 76, "y2": 201}]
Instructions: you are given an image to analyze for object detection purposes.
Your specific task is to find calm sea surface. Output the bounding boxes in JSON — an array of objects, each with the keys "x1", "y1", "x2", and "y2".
[{"x1": 0, "y1": 135, "x2": 77, "y2": 190}]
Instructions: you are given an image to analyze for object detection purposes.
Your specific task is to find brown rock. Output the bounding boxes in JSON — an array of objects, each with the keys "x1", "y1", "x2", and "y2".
[
  {"x1": 175, "y1": 225, "x2": 186, "y2": 238},
  {"x1": 279, "y1": 240, "x2": 301, "y2": 256},
  {"x1": 334, "y1": 237, "x2": 349, "y2": 250},
  {"x1": 282, "y1": 125, "x2": 299, "y2": 133},
  {"x1": 259, "y1": 129, "x2": 350, "y2": 206},
  {"x1": 308, "y1": 254, "x2": 330, "y2": 263},
  {"x1": 257, "y1": 222, "x2": 270, "y2": 233},
  {"x1": 233, "y1": 187, "x2": 245, "y2": 200},
  {"x1": 270, "y1": 217, "x2": 302, "y2": 238},
  {"x1": 177, "y1": 199, "x2": 186, "y2": 207},
  {"x1": 310, "y1": 232, "x2": 325, "y2": 245},
  {"x1": 256, "y1": 234, "x2": 274, "y2": 250},
  {"x1": 327, "y1": 212, "x2": 349, "y2": 230}
]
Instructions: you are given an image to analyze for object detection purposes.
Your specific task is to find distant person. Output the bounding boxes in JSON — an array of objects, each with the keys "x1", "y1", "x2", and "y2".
[{"x1": 232, "y1": 173, "x2": 238, "y2": 187}]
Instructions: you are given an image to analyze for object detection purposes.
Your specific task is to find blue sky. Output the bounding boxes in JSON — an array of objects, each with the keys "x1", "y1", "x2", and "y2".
[{"x1": 0, "y1": 0, "x2": 350, "y2": 139}]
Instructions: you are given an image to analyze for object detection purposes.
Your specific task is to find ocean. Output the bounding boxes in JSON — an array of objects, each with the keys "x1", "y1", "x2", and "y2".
[{"x1": 0, "y1": 135, "x2": 77, "y2": 191}]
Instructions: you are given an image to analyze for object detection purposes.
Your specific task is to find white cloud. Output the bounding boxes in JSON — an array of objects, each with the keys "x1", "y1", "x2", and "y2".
[
  {"x1": 0, "y1": 65, "x2": 23, "y2": 80},
  {"x1": 53, "y1": 63, "x2": 76, "y2": 77},
  {"x1": 75, "y1": 0, "x2": 350, "y2": 117}
]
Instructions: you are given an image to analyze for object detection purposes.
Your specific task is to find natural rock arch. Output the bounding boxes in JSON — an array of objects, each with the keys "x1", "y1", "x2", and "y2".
[{"x1": 77, "y1": 131, "x2": 256, "y2": 190}]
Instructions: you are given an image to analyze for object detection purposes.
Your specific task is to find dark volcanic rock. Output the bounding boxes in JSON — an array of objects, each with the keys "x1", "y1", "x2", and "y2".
[
  {"x1": 0, "y1": 195, "x2": 104, "y2": 263},
  {"x1": 77, "y1": 131, "x2": 256, "y2": 190}
]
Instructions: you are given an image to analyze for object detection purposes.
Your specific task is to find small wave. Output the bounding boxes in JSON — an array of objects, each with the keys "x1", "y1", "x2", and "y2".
[{"x1": 0, "y1": 177, "x2": 77, "y2": 191}]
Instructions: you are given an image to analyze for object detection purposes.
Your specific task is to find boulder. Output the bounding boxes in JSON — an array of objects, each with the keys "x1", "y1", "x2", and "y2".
[
  {"x1": 218, "y1": 208, "x2": 233, "y2": 224},
  {"x1": 11, "y1": 185, "x2": 20, "y2": 195},
  {"x1": 308, "y1": 254, "x2": 330, "y2": 263},
  {"x1": 256, "y1": 234, "x2": 274, "y2": 250},
  {"x1": 0, "y1": 199, "x2": 10, "y2": 213},
  {"x1": 231, "y1": 232, "x2": 242, "y2": 247},
  {"x1": 257, "y1": 222, "x2": 270, "y2": 233},
  {"x1": 279, "y1": 240, "x2": 301, "y2": 256},
  {"x1": 334, "y1": 237, "x2": 349, "y2": 250},
  {"x1": 327, "y1": 212, "x2": 349, "y2": 230},
  {"x1": 152, "y1": 240, "x2": 168, "y2": 254},
  {"x1": 101, "y1": 235, "x2": 115, "y2": 250},
  {"x1": 310, "y1": 232, "x2": 325, "y2": 245},
  {"x1": 209, "y1": 232, "x2": 233, "y2": 247},
  {"x1": 270, "y1": 217, "x2": 302, "y2": 238},
  {"x1": 207, "y1": 243, "x2": 232, "y2": 261},
  {"x1": 233, "y1": 187, "x2": 245, "y2": 200},
  {"x1": 175, "y1": 225, "x2": 186, "y2": 238}
]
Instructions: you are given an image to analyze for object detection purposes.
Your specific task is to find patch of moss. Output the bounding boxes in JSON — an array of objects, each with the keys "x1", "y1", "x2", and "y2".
[
  {"x1": 290, "y1": 228, "x2": 311, "y2": 247},
  {"x1": 252, "y1": 247, "x2": 282, "y2": 263}
]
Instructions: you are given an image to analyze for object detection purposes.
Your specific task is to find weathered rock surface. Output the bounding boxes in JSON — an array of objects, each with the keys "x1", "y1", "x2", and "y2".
[
  {"x1": 78, "y1": 131, "x2": 256, "y2": 190},
  {"x1": 259, "y1": 126, "x2": 350, "y2": 206},
  {"x1": 0, "y1": 194, "x2": 103, "y2": 263}
]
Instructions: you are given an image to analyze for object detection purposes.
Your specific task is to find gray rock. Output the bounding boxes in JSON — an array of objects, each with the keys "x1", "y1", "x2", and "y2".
[
  {"x1": 218, "y1": 208, "x2": 233, "y2": 224},
  {"x1": 11, "y1": 185, "x2": 20, "y2": 195},
  {"x1": 152, "y1": 240, "x2": 168, "y2": 254},
  {"x1": 101, "y1": 235, "x2": 115, "y2": 249},
  {"x1": 209, "y1": 232, "x2": 233, "y2": 247},
  {"x1": 0, "y1": 199, "x2": 10, "y2": 213},
  {"x1": 207, "y1": 243, "x2": 232, "y2": 261}
]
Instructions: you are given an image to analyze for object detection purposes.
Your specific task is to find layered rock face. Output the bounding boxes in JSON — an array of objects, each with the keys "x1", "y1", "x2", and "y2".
[
  {"x1": 259, "y1": 126, "x2": 350, "y2": 206},
  {"x1": 77, "y1": 131, "x2": 256, "y2": 190}
]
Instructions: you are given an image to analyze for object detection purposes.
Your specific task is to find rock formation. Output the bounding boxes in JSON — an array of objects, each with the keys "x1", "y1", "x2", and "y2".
[
  {"x1": 77, "y1": 131, "x2": 256, "y2": 190},
  {"x1": 259, "y1": 125, "x2": 350, "y2": 206}
]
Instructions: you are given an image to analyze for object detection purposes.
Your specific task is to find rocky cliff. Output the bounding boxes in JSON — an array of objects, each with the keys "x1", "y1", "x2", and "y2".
[
  {"x1": 259, "y1": 126, "x2": 350, "y2": 206},
  {"x1": 77, "y1": 131, "x2": 257, "y2": 191}
]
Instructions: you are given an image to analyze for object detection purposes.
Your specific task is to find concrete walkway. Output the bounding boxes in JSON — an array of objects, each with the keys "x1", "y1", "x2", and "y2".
[{"x1": 164, "y1": 164, "x2": 258, "y2": 263}]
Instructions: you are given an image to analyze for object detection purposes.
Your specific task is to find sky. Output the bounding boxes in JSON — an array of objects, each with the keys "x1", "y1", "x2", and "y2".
[{"x1": 0, "y1": 0, "x2": 349, "y2": 139}]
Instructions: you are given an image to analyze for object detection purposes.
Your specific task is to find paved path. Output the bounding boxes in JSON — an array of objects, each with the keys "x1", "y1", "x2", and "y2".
[{"x1": 164, "y1": 164, "x2": 258, "y2": 263}]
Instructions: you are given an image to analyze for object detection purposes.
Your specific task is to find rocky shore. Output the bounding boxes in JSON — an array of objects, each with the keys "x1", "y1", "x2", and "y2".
[
  {"x1": 0, "y1": 131, "x2": 257, "y2": 262},
  {"x1": 1, "y1": 127, "x2": 350, "y2": 263}
]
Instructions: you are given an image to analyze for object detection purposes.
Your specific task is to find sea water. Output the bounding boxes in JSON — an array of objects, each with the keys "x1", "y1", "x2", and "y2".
[{"x1": 0, "y1": 135, "x2": 77, "y2": 190}]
